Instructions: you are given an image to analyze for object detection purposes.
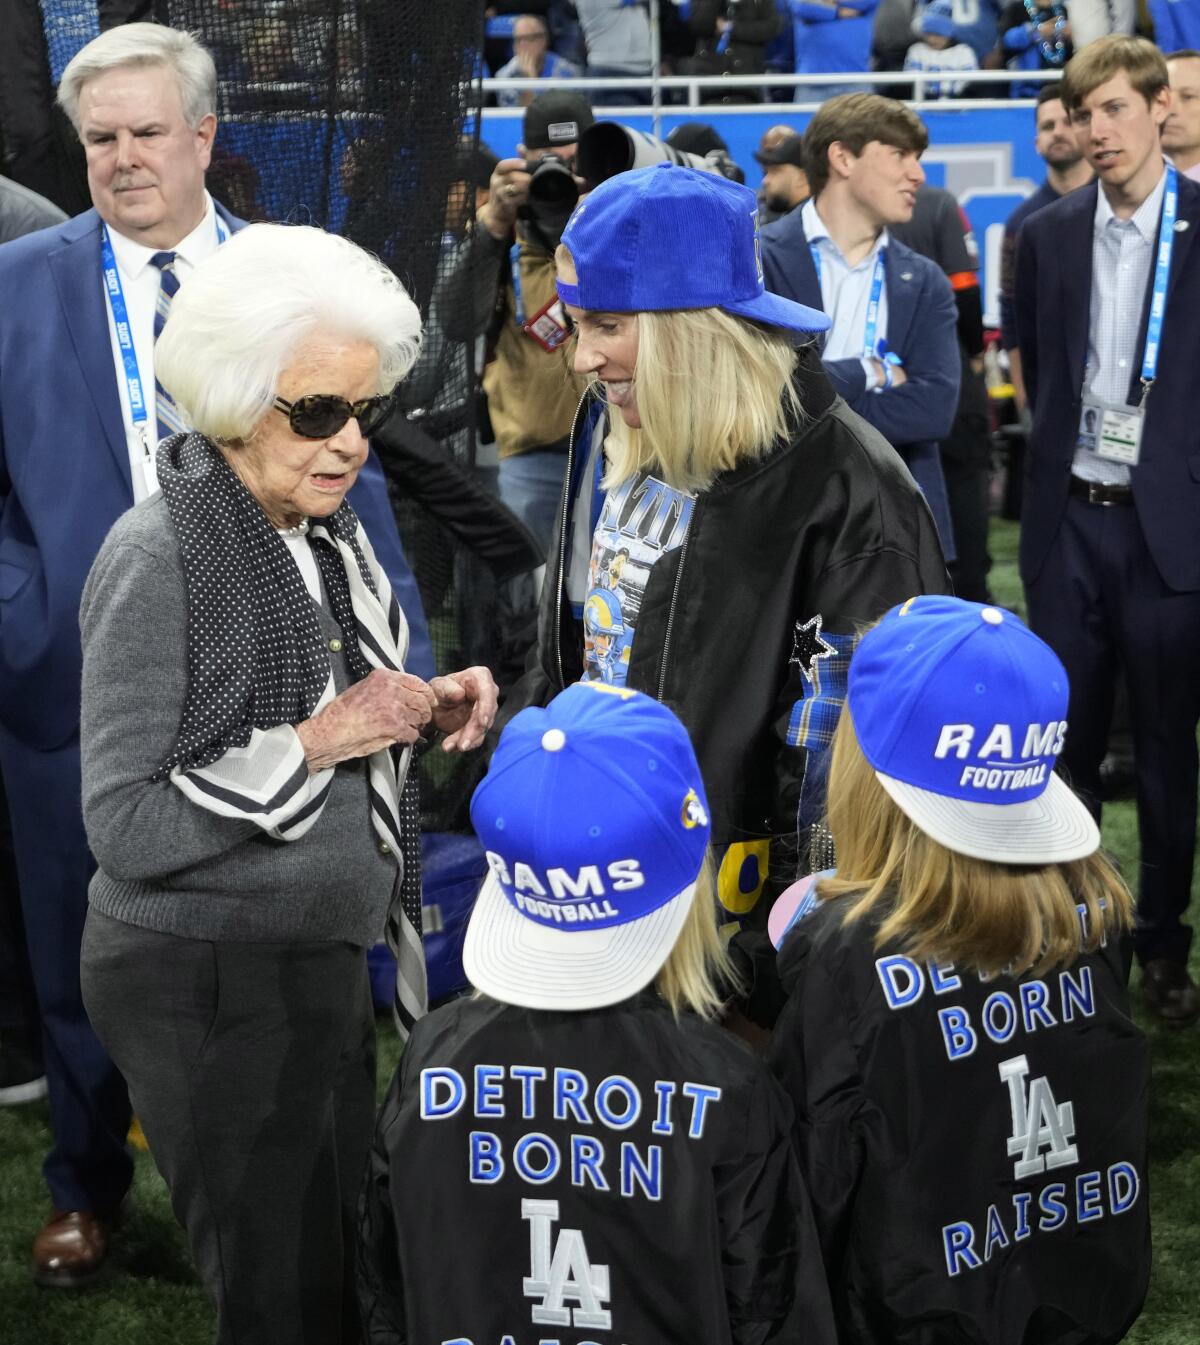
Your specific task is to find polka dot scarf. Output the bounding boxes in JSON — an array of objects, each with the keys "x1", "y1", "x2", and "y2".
[{"x1": 154, "y1": 431, "x2": 427, "y2": 1036}]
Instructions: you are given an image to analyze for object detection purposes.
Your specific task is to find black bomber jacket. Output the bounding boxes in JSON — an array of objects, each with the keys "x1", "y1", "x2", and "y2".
[
  {"x1": 502, "y1": 345, "x2": 950, "y2": 914},
  {"x1": 358, "y1": 993, "x2": 838, "y2": 1345},
  {"x1": 768, "y1": 900, "x2": 1151, "y2": 1345}
]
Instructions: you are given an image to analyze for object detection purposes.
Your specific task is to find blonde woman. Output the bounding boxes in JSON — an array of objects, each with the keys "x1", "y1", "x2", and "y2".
[
  {"x1": 358, "y1": 682, "x2": 836, "y2": 1344},
  {"x1": 768, "y1": 595, "x2": 1150, "y2": 1345},
  {"x1": 504, "y1": 162, "x2": 949, "y2": 959}
]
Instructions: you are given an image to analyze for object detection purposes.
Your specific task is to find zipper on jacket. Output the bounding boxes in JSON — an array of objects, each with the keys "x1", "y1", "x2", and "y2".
[
  {"x1": 554, "y1": 389, "x2": 591, "y2": 693},
  {"x1": 656, "y1": 499, "x2": 699, "y2": 701}
]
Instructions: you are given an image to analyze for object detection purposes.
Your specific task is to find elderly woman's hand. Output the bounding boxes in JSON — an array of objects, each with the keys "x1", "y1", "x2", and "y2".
[
  {"x1": 296, "y1": 670, "x2": 437, "y2": 772},
  {"x1": 428, "y1": 667, "x2": 499, "y2": 753}
]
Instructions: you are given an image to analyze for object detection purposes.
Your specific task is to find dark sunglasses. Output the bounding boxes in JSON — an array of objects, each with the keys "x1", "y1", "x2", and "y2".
[{"x1": 272, "y1": 392, "x2": 395, "y2": 440}]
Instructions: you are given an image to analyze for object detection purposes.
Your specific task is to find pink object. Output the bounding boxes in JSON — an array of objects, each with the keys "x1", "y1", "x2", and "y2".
[{"x1": 768, "y1": 872, "x2": 821, "y2": 949}]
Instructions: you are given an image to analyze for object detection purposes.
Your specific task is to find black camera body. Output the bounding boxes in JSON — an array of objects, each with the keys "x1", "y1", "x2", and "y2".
[{"x1": 524, "y1": 153, "x2": 580, "y2": 209}]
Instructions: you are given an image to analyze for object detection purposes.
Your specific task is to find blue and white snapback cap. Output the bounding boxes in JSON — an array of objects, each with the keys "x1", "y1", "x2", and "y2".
[
  {"x1": 464, "y1": 681, "x2": 711, "y2": 1010},
  {"x1": 556, "y1": 163, "x2": 831, "y2": 336},
  {"x1": 847, "y1": 596, "x2": 1099, "y2": 864}
]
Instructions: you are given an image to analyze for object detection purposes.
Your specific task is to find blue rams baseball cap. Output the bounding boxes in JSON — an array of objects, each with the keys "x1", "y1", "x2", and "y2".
[
  {"x1": 464, "y1": 681, "x2": 711, "y2": 1010},
  {"x1": 556, "y1": 163, "x2": 831, "y2": 335},
  {"x1": 847, "y1": 596, "x2": 1099, "y2": 864}
]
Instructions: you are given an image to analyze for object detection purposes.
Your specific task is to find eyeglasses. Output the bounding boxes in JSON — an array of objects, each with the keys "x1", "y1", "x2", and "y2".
[{"x1": 272, "y1": 392, "x2": 395, "y2": 440}]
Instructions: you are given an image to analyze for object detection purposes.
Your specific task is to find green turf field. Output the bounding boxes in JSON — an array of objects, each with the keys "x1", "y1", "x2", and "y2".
[{"x1": 1, "y1": 518, "x2": 1195, "y2": 1343}]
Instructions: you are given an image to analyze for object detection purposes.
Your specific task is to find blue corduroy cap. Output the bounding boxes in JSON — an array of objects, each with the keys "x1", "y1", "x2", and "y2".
[{"x1": 556, "y1": 163, "x2": 831, "y2": 335}]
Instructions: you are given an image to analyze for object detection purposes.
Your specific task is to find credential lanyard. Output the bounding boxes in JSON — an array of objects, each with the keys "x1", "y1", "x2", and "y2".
[
  {"x1": 509, "y1": 243, "x2": 526, "y2": 327},
  {"x1": 101, "y1": 213, "x2": 229, "y2": 456},
  {"x1": 1141, "y1": 162, "x2": 1177, "y2": 394},
  {"x1": 810, "y1": 242, "x2": 887, "y2": 361}
]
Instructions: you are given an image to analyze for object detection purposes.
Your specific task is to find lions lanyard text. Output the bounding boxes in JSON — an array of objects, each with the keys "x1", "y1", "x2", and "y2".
[
  {"x1": 100, "y1": 214, "x2": 229, "y2": 458},
  {"x1": 1139, "y1": 161, "x2": 1177, "y2": 394},
  {"x1": 809, "y1": 242, "x2": 886, "y2": 361}
]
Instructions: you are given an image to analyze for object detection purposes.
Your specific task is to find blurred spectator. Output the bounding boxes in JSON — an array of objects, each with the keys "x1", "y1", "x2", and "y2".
[
  {"x1": 998, "y1": 82, "x2": 1092, "y2": 411},
  {"x1": 0, "y1": 173, "x2": 66, "y2": 243},
  {"x1": 495, "y1": 13, "x2": 580, "y2": 107},
  {"x1": 1066, "y1": 0, "x2": 1136, "y2": 47},
  {"x1": 682, "y1": 0, "x2": 782, "y2": 101},
  {"x1": 789, "y1": 0, "x2": 880, "y2": 102},
  {"x1": 1164, "y1": 49, "x2": 1200, "y2": 181},
  {"x1": 206, "y1": 147, "x2": 262, "y2": 223},
  {"x1": 756, "y1": 130, "x2": 809, "y2": 217},
  {"x1": 913, "y1": 0, "x2": 1003, "y2": 64},
  {"x1": 1000, "y1": 1, "x2": 1074, "y2": 97},
  {"x1": 755, "y1": 122, "x2": 803, "y2": 221},
  {"x1": 484, "y1": 1, "x2": 553, "y2": 78},
  {"x1": 575, "y1": 0, "x2": 654, "y2": 104},
  {"x1": 904, "y1": 0, "x2": 980, "y2": 95},
  {"x1": 1151, "y1": 0, "x2": 1200, "y2": 49},
  {"x1": 666, "y1": 121, "x2": 747, "y2": 180},
  {"x1": 892, "y1": 185, "x2": 993, "y2": 601}
]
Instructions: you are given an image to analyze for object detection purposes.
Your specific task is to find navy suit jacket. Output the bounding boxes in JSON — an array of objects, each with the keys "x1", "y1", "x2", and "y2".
[
  {"x1": 0, "y1": 205, "x2": 432, "y2": 750},
  {"x1": 759, "y1": 208, "x2": 960, "y2": 552},
  {"x1": 1014, "y1": 176, "x2": 1200, "y2": 592}
]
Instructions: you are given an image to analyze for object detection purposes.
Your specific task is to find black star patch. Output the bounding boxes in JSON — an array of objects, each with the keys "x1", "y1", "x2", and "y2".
[{"x1": 790, "y1": 614, "x2": 836, "y2": 688}]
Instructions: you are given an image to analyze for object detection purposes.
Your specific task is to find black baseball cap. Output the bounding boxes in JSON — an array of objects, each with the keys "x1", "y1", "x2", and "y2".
[
  {"x1": 755, "y1": 132, "x2": 806, "y2": 169},
  {"x1": 523, "y1": 90, "x2": 595, "y2": 151},
  {"x1": 666, "y1": 122, "x2": 729, "y2": 157}
]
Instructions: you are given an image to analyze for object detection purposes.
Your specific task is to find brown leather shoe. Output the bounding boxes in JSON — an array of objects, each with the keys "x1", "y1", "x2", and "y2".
[
  {"x1": 31, "y1": 1209, "x2": 115, "y2": 1288},
  {"x1": 1142, "y1": 959, "x2": 1200, "y2": 1026}
]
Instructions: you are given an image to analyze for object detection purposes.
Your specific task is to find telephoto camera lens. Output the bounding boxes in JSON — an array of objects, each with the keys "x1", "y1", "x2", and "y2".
[{"x1": 527, "y1": 156, "x2": 579, "y2": 209}]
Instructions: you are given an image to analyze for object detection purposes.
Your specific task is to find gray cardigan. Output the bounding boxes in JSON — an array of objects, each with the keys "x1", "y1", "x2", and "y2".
[{"x1": 80, "y1": 495, "x2": 398, "y2": 947}]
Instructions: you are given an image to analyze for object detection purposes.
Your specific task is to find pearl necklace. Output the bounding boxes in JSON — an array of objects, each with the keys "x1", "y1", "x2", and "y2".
[{"x1": 278, "y1": 519, "x2": 311, "y2": 539}]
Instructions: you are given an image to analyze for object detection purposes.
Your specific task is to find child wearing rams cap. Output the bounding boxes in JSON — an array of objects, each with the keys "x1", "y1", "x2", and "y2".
[
  {"x1": 358, "y1": 682, "x2": 836, "y2": 1345},
  {"x1": 768, "y1": 595, "x2": 1150, "y2": 1345}
]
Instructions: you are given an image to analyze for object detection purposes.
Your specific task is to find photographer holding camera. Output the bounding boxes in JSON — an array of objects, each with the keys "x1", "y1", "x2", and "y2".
[{"x1": 438, "y1": 91, "x2": 593, "y2": 575}]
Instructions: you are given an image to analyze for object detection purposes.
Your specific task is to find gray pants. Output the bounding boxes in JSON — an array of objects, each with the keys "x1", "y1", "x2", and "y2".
[{"x1": 81, "y1": 910, "x2": 376, "y2": 1345}]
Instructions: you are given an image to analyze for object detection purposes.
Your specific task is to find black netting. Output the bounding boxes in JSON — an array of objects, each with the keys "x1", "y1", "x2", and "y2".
[{"x1": 153, "y1": 0, "x2": 521, "y2": 831}]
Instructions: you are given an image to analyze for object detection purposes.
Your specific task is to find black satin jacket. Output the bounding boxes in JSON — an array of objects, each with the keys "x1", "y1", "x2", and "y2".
[{"x1": 359, "y1": 993, "x2": 837, "y2": 1345}]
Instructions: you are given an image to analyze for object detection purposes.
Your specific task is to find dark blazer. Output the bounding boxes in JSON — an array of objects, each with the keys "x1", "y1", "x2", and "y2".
[
  {"x1": 1014, "y1": 176, "x2": 1200, "y2": 591},
  {"x1": 0, "y1": 205, "x2": 431, "y2": 750},
  {"x1": 759, "y1": 208, "x2": 960, "y2": 550}
]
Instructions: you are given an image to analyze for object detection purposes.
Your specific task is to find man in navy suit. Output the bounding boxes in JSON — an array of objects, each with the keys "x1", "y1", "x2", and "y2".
[
  {"x1": 0, "y1": 24, "x2": 429, "y2": 1284},
  {"x1": 1016, "y1": 35, "x2": 1200, "y2": 1023},
  {"x1": 759, "y1": 92, "x2": 960, "y2": 557}
]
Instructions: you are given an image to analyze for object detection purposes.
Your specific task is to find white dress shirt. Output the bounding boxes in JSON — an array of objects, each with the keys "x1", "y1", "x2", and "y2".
[
  {"x1": 280, "y1": 530, "x2": 323, "y2": 605},
  {"x1": 1075, "y1": 165, "x2": 1167, "y2": 485},
  {"x1": 102, "y1": 193, "x2": 223, "y2": 501},
  {"x1": 802, "y1": 198, "x2": 889, "y2": 387}
]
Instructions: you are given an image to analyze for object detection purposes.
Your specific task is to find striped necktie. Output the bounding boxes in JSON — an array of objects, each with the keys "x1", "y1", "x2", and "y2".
[{"x1": 149, "y1": 251, "x2": 187, "y2": 443}]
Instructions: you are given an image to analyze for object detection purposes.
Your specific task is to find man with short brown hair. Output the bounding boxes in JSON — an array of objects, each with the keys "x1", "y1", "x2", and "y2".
[
  {"x1": 1015, "y1": 34, "x2": 1200, "y2": 1024},
  {"x1": 760, "y1": 93, "x2": 959, "y2": 556}
]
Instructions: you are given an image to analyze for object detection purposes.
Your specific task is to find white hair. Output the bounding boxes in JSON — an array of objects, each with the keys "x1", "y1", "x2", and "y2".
[
  {"x1": 57, "y1": 23, "x2": 217, "y2": 131},
  {"x1": 155, "y1": 224, "x2": 423, "y2": 442}
]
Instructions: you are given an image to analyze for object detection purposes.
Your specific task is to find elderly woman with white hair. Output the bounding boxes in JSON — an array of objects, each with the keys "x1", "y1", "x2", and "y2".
[{"x1": 77, "y1": 223, "x2": 496, "y2": 1345}]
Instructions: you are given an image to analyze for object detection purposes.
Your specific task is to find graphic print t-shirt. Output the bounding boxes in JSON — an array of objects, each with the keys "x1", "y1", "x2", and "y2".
[{"x1": 583, "y1": 469, "x2": 695, "y2": 685}]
